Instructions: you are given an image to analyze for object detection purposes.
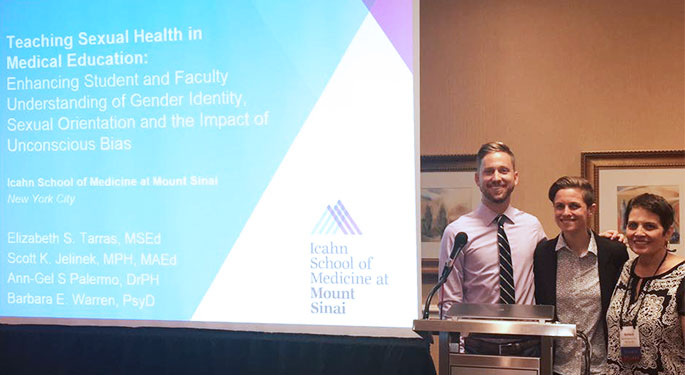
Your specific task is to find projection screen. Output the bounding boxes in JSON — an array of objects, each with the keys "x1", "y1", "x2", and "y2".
[{"x1": 1, "y1": 0, "x2": 420, "y2": 337}]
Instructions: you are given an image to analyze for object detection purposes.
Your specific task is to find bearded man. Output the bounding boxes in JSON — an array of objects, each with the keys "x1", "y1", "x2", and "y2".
[{"x1": 438, "y1": 141, "x2": 546, "y2": 356}]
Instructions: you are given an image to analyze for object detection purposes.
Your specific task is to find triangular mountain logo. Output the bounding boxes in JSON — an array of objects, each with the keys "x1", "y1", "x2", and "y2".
[{"x1": 312, "y1": 200, "x2": 362, "y2": 235}]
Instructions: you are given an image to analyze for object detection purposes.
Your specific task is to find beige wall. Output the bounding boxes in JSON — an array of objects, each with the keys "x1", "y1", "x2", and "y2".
[{"x1": 420, "y1": 0, "x2": 685, "y2": 234}]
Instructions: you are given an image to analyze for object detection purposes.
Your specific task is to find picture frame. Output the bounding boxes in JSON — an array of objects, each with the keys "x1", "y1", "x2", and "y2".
[
  {"x1": 420, "y1": 154, "x2": 480, "y2": 259},
  {"x1": 420, "y1": 154, "x2": 480, "y2": 318},
  {"x1": 581, "y1": 150, "x2": 685, "y2": 255}
]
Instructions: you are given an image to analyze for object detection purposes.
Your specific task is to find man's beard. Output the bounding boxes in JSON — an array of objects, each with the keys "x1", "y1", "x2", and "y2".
[{"x1": 481, "y1": 184, "x2": 515, "y2": 204}]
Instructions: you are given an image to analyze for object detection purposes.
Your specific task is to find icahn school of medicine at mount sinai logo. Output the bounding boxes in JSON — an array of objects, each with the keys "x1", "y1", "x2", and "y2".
[{"x1": 312, "y1": 200, "x2": 362, "y2": 235}]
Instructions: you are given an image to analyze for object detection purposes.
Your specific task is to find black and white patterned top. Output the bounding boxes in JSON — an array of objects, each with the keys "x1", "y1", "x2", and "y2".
[
  {"x1": 554, "y1": 233, "x2": 607, "y2": 375},
  {"x1": 607, "y1": 258, "x2": 685, "y2": 375}
]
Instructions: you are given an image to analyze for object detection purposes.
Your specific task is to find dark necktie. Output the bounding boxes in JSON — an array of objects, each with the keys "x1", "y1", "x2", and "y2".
[{"x1": 497, "y1": 214, "x2": 515, "y2": 304}]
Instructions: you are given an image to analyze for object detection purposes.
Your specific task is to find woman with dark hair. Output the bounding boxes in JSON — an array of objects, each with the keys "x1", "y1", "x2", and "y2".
[
  {"x1": 535, "y1": 176, "x2": 628, "y2": 374},
  {"x1": 606, "y1": 193, "x2": 685, "y2": 374}
]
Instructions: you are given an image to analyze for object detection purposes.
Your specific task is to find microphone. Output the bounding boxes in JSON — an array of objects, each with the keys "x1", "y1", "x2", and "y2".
[
  {"x1": 440, "y1": 232, "x2": 468, "y2": 280},
  {"x1": 422, "y1": 232, "x2": 468, "y2": 319}
]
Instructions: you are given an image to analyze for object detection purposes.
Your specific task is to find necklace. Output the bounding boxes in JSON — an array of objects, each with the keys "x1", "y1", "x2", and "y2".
[
  {"x1": 619, "y1": 251, "x2": 668, "y2": 327},
  {"x1": 635, "y1": 251, "x2": 669, "y2": 277}
]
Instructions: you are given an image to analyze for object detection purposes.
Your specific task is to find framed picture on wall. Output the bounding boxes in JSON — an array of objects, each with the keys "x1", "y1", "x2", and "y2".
[
  {"x1": 420, "y1": 155, "x2": 481, "y2": 259},
  {"x1": 581, "y1": 150, "x2": 685, "y2": 255}
]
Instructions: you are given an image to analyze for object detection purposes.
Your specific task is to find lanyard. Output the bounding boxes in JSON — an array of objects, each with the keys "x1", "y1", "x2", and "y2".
[{"x1": 619, "y1": 251, "x2": 668, "y2": 327}]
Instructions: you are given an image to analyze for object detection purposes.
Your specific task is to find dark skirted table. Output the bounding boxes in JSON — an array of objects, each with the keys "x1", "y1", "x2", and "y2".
[{"x1": 0, "y1": 324, "x2": 436, "y2": 375}]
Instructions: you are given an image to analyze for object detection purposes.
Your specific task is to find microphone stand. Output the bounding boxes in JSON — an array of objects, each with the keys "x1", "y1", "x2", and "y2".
[
  {"x1": 422, "y1": 265, "x2": 452, "y2": 319},
  {"x1": 418, "y1": 262, "x2": 454, "y2": 345},
  {"x1": 419, "y1": 233, "x2": 467, "y2": 345},
  {"x1": 422, "y1": 233, "x2": 467, "y2": 320}
]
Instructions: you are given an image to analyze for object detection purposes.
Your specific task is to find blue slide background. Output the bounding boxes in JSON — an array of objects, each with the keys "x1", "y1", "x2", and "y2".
[{"x1": 1, "y1": 0, "x2": 375, "y2": 320}]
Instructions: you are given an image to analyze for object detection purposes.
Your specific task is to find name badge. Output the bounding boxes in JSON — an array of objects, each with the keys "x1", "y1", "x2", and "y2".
[{"x1": 620, "y1": 326, "x2": 641, "y2": 363}]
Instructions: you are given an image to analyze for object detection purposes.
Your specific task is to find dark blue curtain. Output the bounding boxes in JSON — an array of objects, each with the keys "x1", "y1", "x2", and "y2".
[{"x1": 0, "y1": 325, "x2": 436, "y2": 375}]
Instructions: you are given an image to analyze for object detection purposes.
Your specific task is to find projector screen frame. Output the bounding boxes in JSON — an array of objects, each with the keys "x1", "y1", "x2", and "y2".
[{"x1": 1, "y1": 0, "x2": 423, "y2": 339}]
